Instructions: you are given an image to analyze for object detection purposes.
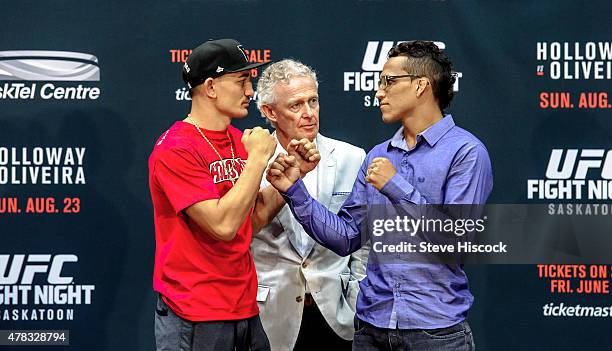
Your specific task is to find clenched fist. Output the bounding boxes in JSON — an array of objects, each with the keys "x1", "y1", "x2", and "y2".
[
  {"x1": 242, "y1": 127, "x2": 276, "y2": 162},
  {"x1": 287, "y1": 138, "x2": 320, "y2": 176},
  {"x1": 365, "y1": 157, "x2": 397, "y2": 191},
  {"x1": 266, "y1": 153, "x2": 301, "y2": 193}
]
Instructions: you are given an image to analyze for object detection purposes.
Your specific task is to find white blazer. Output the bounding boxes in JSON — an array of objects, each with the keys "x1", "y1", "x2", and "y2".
[{"x1": 251, "y1": 133, "x2": 368, "y2": 351}]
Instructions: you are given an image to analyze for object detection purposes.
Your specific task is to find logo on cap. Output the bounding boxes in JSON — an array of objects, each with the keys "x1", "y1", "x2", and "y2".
[
  {"x1": 237, "y1": 45, "x2": 248, "y2": 61},
  {"x1": 216, "y1": 66, "x2": 224, "y2": 73},
  {"x1": 183, "y1": 62, "x2": 190, "y2": 73}
]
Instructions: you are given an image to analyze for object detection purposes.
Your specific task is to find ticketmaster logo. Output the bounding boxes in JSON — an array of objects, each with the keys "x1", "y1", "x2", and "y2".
[
  {"x1": 0, "y1": 51, "x2": 100, "y2": 100},
  {"x1": 0, "y1": 51, "x2": 99, "y2": 81},
  {"x1": 543, "y1": 303, "x2": 612, "y2": 317}
]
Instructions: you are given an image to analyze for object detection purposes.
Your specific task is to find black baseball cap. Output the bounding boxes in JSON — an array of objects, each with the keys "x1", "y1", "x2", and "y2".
[{"x1": 182, "y1": 38, "x2": 268, "y2": 89}]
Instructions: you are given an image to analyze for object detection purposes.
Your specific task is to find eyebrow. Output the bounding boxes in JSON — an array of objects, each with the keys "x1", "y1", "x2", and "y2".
[
  {"x1": 287, "y1": 94, "x2": 318, "y2": 105},
  {"x1": 238, "y1": 72, "x2": 250, "y2": 78},
  {"x1": 286, "y1": 98, "x2": 300, "y2": 105}
]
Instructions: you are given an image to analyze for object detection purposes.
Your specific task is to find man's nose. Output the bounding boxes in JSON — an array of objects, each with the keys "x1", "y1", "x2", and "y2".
[
  {"x1": 302, "y1": 104, "x2": 314, "y2": 118},
  {"x1": 375, "y1": 87, "x2": 385, "y2": 101},
  {"x1": 244, "y1": 80, "x2": 254, "y2": 98}
]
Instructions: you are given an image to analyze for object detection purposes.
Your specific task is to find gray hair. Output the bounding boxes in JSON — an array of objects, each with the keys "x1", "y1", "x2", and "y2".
[{"x1": 256, "y1": 59, "x2": 318, "y2": 123}]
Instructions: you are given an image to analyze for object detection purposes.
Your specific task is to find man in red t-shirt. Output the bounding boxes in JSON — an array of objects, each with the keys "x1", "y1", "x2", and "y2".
[{"x1": 149, "y1": 39, "x2": 285, "y2": 351}]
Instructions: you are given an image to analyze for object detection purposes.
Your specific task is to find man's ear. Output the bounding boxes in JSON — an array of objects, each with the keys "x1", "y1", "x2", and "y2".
[
  {"x1": 261, "y1": 104, "x2": 277, "y2": 125},
  {"x1": 202, "y1": 78, "x2": 216, "y2": 98},
  {"x1": 416, "y1": 77, "x2": 430, "y2": 98}
]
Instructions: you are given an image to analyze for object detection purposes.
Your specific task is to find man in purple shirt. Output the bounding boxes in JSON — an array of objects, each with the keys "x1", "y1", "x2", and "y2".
[{"x1": 266, "y1": 41, "x2": 493, "y2": 350}]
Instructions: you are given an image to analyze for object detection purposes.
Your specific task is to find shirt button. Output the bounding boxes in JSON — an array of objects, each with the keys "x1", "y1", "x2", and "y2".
[
  {"x1": 395, "y1": 283, "x2": 401, "y2": 288},
  {"x1": 302, "y1": 261, "x2": 309, "y2": 268},
  {"x1": 296, "y1": 296, "x2": 303, "y2": 303}
]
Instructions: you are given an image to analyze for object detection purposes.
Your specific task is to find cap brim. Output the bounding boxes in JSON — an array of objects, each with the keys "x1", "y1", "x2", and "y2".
[{"x1": 228, "y1": 61, "x2": 270, "y2": 73}]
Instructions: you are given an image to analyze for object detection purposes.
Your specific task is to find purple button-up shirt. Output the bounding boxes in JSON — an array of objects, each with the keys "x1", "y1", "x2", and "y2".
[{"x1": 283, "y1": 115, "x2": 493, "y2": 329}]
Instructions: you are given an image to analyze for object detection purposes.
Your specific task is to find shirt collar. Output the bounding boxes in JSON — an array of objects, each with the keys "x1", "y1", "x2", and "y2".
[
  {"x1": 388, "y1": 114, "x2": 456, "y2": 151},
  {"x1": 272, "y1": 131, "x2": 285, "y2": 155}
]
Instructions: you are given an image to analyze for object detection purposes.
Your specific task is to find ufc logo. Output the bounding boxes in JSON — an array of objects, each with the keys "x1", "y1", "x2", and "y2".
[
  {"x1": 546, "y1": 149, "x2": 612, "y2": 179},
  {"x1": 361, "y1": 41, "x2": 446, "y2": 71},
  {"x1": 0, "y1": 254, "x2": 77, "y2": 285}
]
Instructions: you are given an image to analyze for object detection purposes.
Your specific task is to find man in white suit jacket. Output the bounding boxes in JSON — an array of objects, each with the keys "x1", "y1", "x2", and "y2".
[{"x1": 252, "y1": 59, "x2": 368, "y2": 351}]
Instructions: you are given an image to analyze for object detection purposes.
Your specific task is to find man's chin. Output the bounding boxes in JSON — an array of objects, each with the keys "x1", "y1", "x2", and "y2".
[
  {"x1": 300, "y1": 130, "x2": 318, "y2": 141},
  {"x1": 232, "y1": 109, "x2": 249, "y2": 119},
  {"x1": 381, "y1": 113, "x2": 395, "y2": 124}
]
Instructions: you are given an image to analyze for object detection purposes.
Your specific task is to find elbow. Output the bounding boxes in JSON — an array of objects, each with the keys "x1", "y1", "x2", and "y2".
[
  {"x1": 335, "y1": 237, "x2": 364, "y2": 257},
  {"x1": 216, "y1": 227, "x2": 237, "y2": 242},
  {"x1": 185, "y1": 204, "x2": 239, "y2": 242},
  {"x1": 332, "y1": 246, "x2": 352, "y2": 257},
  {"x1": 216, "y1": 234, "x2": 236, "y2": 242},
  {"x1": 208, "y1": 225, "x2": 237, "y2": 242},
  {"x1": 313, "y1": 230, "x2": 358, "y2": 257}
]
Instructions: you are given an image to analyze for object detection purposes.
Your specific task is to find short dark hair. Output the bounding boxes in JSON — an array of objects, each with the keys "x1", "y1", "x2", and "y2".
[{"x1": 387, "y1": 40, "x2": 455, "y2": 111}]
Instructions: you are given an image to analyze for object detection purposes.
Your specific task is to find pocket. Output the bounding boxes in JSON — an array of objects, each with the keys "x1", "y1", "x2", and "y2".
[
  {"x1": 256, "y1": 285, "x2": 270, "y2": 303},
  {"x1": 155, "y1": 294, "x2": 168, "y2": 316},
  {"x1": 420, "y1": 322, "x2": 466, "y2": 339},
  {"x1": 353, "y1": 316, "x2": 367, "y2": 335},
  {"x1": 464, "y1": 322, "x2": 475, "y2": 350},
  {"x1": 155, "y1": 294, "x2": 193, "y2": 351}
]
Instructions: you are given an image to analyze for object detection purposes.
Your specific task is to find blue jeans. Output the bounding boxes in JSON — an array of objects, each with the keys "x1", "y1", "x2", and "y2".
[{"x1": 352, "y1": 318, "x2": 475, "y2": 351}]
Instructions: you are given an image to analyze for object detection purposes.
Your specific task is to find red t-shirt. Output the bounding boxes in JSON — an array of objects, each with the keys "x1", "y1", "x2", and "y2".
[{"x1": 148, "y1": 121, "x2": 258, "y2": 321}]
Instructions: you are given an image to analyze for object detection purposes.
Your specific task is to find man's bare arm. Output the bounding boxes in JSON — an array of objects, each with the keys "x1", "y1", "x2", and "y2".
[
  {"x1": 251, "y1": 185, "x2": 286, "y2": 235},
  {"x1": 185, "y1": 127, "x2": 276, "y2": 241}
]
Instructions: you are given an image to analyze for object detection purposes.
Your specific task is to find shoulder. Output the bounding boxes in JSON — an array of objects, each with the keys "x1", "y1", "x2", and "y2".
[
  {"x1": 150, "y1": 123, "x2": 199, "y2": 164},
  {"x1": 445, "y1": 126, "x2": 490, "y2": 155},
  {"x1": 227, "y1": 124, "x2": 244, "y2": 138},
  {"x1": 442, "y1": 126, "x2": 491, "y2": 167}
]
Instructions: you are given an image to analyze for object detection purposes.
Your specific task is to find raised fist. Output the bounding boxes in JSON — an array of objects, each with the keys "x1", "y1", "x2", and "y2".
[
  {"x1": 266, "y1": 153, "x2": 301, "y2": 193},
  {"x1": 242, "y1": 127, "x2": 276, "y2": 162},
  {"x1": 365, "y1": 157, "x2": 397, "y2": 191},
  {"x1": 287, "y1": 138, "x2": 321, "y2": 176}
]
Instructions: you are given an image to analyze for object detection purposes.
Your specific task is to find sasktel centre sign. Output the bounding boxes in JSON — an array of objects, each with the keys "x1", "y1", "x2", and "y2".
[{"x1": 0, "y1": 51, "x2": 101, "y2": 100}]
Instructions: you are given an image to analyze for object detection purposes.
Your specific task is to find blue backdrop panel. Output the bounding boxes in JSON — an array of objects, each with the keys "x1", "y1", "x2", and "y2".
[{"x1": 1, "y1": 1, "x2": 611, "y2": 350}]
